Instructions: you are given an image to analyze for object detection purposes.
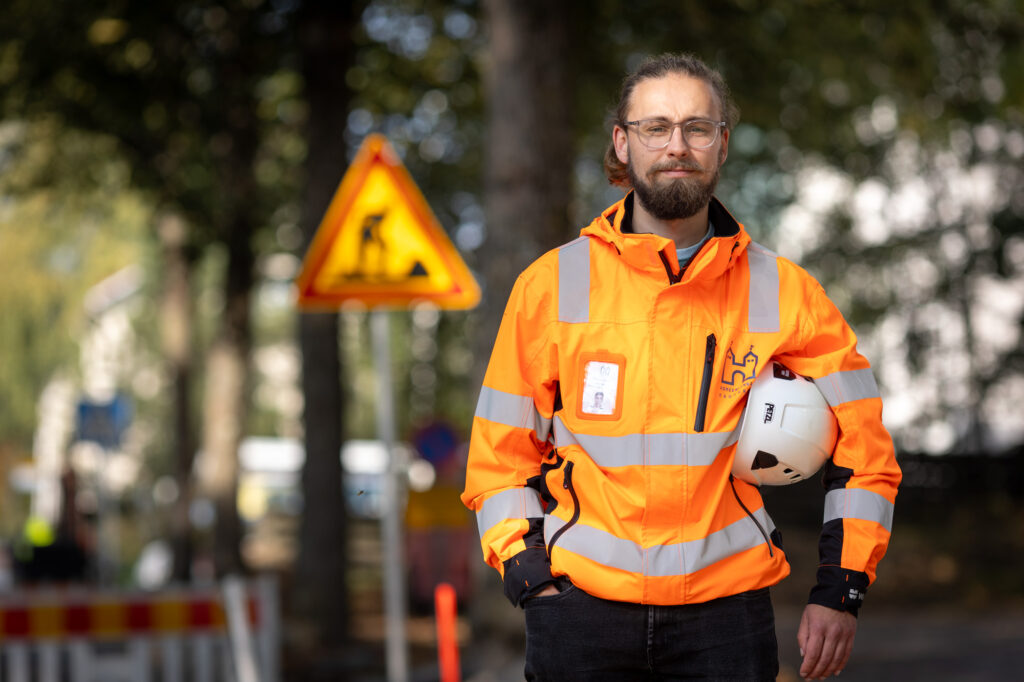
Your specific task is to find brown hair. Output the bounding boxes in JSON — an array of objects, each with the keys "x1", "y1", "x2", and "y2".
[{"x1": 603, "y1": 53, "x2": 740, "y2": 187}]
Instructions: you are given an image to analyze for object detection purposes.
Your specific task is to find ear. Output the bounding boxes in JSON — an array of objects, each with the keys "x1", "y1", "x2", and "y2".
[
  {"x1": 718, "y1": 127, "x2": 730, "y2": 165},
  {"x1": 613, "y1": 125, "x2": 630, "y2": 165}
]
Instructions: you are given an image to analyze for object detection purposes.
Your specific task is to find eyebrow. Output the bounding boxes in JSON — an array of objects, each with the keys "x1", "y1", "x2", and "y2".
[{"x1": 636, "y1": 115, "x2": 716, "y2": 123}]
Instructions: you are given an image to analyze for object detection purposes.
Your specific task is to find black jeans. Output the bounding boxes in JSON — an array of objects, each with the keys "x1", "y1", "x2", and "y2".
[{"x1": 523, "y1": 581, "x2": 779, "y2": 681}]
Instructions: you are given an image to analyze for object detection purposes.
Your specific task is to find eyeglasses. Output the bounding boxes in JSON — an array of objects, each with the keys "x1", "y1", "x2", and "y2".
[{"x1": 623, "y1": 119, "x2": 727, "y2": 150}]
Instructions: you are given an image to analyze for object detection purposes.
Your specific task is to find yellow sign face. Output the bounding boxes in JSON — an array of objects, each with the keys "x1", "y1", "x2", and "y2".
[{"x1": 295, "y1": 134, "x2": 480, "y2": 310}]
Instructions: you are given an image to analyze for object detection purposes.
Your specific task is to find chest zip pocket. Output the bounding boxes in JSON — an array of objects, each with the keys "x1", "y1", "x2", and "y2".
[
  {"x1": 694, "y1": 333, "x2": 716, "y2": 432},
  {"x1": 546, "y1": 461, "x2": 579, "y2": 558}
]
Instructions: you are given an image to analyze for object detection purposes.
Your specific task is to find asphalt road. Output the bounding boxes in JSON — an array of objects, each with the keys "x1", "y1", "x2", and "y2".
[
  {"x1": 775, "y1": 606, "x2": 1024, "y2": 681},
  {"x1": 457, "y1": 604, "x2": 1024, "y2": 682}
]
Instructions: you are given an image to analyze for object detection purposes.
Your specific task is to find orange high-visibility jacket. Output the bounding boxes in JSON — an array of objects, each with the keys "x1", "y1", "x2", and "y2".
[{"x1": 462, "y1": 194, "x2": 901, "y2": 612}]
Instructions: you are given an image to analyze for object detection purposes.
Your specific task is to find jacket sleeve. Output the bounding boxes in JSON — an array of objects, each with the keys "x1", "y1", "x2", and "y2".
[
  {"x1": 776, "y1": 277, "x2": 902, "y2": 617},
  {"x1": 461, "y1": 270, "x2": 560, "y2": 607}
]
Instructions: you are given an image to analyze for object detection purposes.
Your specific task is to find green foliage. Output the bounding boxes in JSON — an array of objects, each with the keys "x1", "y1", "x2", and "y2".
[
  {"x1": 763, "y1": 2, "x2": 1024, "y2": 453},
  {"x1": 0, "y1": 0, "x2": 307, "y2": 246},
  {"x1": 568, "y1": 1, "x2": 1021, "y2": 210},
  {"x1": 0, "y1": 122, "x2": 150, "y2": 450},
  {"x1": 0, "y1": 0, "x2": 317, "y2": 450}
]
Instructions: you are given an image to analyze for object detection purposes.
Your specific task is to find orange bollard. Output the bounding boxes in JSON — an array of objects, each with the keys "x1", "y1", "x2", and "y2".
[{"x1": 434, "y1": 582, "x2": 461, "y2": 682}]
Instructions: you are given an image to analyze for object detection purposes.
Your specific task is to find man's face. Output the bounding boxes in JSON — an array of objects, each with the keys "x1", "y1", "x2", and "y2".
[{"x1": 613, "y1": 73, "x2": 729, "y2": 221}]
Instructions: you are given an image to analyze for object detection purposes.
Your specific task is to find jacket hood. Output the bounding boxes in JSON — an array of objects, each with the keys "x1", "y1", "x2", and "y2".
[{"x1": 581, "y1": 192, "x2": 752, "y2": 283}]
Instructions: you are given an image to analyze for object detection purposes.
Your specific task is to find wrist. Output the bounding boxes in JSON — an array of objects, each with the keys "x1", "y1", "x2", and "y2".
[{"x1": 808, "y1": 566, "x2": 869, "y2": 617}]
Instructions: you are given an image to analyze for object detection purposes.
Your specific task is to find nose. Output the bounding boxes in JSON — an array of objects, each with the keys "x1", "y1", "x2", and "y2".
[{"x1": 664, "y1": 125, "x2": 690, "y2": 156}]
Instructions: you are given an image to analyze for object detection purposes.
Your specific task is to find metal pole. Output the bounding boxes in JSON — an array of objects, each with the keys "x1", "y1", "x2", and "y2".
[
  {"x1": 371, "y1": 310, "x2": 409, "y2": 682},
  {"x1": 221, "y1": 575, "x2": 261, "y2": 682}
]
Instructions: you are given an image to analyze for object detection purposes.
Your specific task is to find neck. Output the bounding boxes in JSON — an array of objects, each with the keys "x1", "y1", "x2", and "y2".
[{"x1": 630, "y1": 198, "x2": 710, "y2": 248}]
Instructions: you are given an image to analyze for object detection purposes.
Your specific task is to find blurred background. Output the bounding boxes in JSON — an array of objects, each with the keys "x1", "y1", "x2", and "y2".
[{"x1": 0, "y1": 1, "x2": 1022, "y2": 680}]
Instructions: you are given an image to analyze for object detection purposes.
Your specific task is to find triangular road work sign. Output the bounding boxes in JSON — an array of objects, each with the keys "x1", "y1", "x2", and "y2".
[{"x1": 295, "y1": 134, "x2": 481, "y2": 310}]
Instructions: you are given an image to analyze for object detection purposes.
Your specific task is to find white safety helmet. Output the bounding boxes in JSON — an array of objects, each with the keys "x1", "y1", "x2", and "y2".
[{"x1": 731, "y1": 360, "x2": 838, "y2": 486}]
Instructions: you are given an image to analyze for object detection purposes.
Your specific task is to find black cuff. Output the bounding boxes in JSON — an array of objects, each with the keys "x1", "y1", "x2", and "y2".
[
  {"x1": 807, "y1": 566, "x2": 869, "y2": 617},
  {"x1": 502, "y1": 547, "x2": 554, "y2": 608}
]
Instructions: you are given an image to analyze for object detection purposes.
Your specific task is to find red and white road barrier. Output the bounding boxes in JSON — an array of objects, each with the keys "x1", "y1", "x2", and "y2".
[{"x1": 0, "y1": 575, "x2": 278, "y2": 682}]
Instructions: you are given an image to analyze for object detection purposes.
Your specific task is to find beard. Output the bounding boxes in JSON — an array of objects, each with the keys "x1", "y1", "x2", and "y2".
[{"x1": 628, "y1": 157, "x2": 720, "y2": 221}]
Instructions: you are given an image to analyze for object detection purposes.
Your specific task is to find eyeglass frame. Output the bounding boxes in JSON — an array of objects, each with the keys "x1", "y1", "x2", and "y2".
[{"x1": 621, "y1": 118, "x2": 728, "y2": 150}]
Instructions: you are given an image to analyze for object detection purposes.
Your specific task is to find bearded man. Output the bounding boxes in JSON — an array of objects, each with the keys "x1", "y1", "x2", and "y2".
[{"x1": 462, "y1": 53, "x2": 901, "y2": 681}]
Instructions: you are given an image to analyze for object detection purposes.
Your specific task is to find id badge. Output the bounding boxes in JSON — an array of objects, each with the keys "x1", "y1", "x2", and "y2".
[{"x1": 576, "y1": 351, "x2": 626, "y2": 421}]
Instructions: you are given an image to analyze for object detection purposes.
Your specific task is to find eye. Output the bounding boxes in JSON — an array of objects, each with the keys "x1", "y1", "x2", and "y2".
[{"x1": 641, "y1": 122, "x2": 670, "y2": 135}]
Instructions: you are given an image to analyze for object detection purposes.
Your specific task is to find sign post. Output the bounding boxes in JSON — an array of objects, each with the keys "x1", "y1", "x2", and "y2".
[
  {"x1": 370, "y1": 310, "x2": 406, "y2": 682},
  {"x1": 295, "y1": 134, "x2": 479, "y2": 682}
]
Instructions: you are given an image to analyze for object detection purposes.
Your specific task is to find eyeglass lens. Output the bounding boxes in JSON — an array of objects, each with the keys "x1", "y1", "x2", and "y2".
[{"x1": 633, "y1": 120, "x2": 721, "y2": 149}]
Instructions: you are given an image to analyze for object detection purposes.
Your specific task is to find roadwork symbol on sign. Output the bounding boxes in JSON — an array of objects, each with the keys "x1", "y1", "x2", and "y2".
[{"x1": 295, "y1": 134, "x2": 480, "y2": 310}]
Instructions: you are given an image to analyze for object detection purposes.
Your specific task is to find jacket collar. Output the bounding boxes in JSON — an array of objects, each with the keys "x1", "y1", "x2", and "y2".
[{"x1": 581, "y1": 192, "x2": 751, "y2": 283}]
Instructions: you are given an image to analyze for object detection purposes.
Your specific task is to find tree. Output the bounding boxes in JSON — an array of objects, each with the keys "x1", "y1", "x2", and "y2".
[
  {"x1": 476, "y1": 0, "x2": 575, "y2": 375},
  {"x1": 156, "y1": 210, "x2": 200, "y2": 580},
  {"x1": 0, "y1": 0, "x2": 305, "y2": 575},
  {"x1": 289, "y1": 0, "x2": 362, "y2": 657},
  {"x1": 751, "y1": 2, "x2": 1024, "y2": 454},
  {"x1": 0, "y1": 123, "x2": 151, "y2": 538}
]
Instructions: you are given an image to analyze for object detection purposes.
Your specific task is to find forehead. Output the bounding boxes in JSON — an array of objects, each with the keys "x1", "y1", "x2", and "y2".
[{"x1": 627, "y1": 73, "x2": 720, "y2": 121}]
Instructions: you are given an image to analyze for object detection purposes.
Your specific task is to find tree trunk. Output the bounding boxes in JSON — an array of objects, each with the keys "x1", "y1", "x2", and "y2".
[
  {"x1": 199, "y1": 229, "x2": 253, "y2": 577},
  {"x1": 158, "y1": 212, "x2": 197, "y2": 582},
  {"x1": 290, "y1": 0, "x2": 360, "y2": 655},
  {"x1": 953, "y1": 222, "x2": 984, "y2": 454},
  {"x1": 477, "y1": 0, "x2": 575, "y2": 381}
]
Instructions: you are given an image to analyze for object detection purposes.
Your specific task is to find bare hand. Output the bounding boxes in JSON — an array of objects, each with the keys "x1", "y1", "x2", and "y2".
[{"x1": 797, "y1": 604, "x2": 857, "y2": 679}]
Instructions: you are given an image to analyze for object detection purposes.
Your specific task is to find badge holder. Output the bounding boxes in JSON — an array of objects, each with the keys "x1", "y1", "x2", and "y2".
[{"x1": 576, "y1": 351, "x2": 626, "y2": 421}]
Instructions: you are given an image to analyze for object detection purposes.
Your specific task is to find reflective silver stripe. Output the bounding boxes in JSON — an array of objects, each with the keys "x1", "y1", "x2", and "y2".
[
  {"x1": 475, "y1": 386, "x2": 552, "y2": 441},
  {"x1": 724, "y1": 409, "x2": 744, "y2": 448},
  {"x1": 815, "y1": 368, "x2": 881, "y2": 406},
  {"x1": 747, "y1": 243, "x2": 780, "y2": 333},
  {"x1": 824, "y1": 488, "x2": 894, "y2": 532},
  {"x1": 476, "y1": 488, "x2": 545, "y2": 538},
  {"x1": 545, "y1": 508, "x2": 776, "y2": 577},
  {"x1": 552, "y1": 417, "x2": 727, "y2": 467},
  {"x1": 558, "y1": 237, "x2": 590, "y2": 323}
]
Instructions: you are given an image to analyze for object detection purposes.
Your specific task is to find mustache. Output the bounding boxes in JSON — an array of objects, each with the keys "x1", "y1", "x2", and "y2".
[{"x1": 649, "y1": 160, "x2": 704, "y2": 173}]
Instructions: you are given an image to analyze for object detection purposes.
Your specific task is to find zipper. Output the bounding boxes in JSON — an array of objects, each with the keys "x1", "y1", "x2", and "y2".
[
  {"x1": 658, "y1": 251, "x2": 683, "y2": 284},
  {"x1": 546, "y1": 461, "x2": 579, "y2": 557},
  {"x1": 729, "y1": 475, "x2": 773, "y2": 557},
  {"x1": 694, "y1": 333, "x2": 716, "y2": 432}
]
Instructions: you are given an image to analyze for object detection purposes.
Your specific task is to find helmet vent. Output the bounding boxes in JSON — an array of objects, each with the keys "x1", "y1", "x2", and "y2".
[{"x1": 752, "y1": 450, "x2": 779, "y2": 470}]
